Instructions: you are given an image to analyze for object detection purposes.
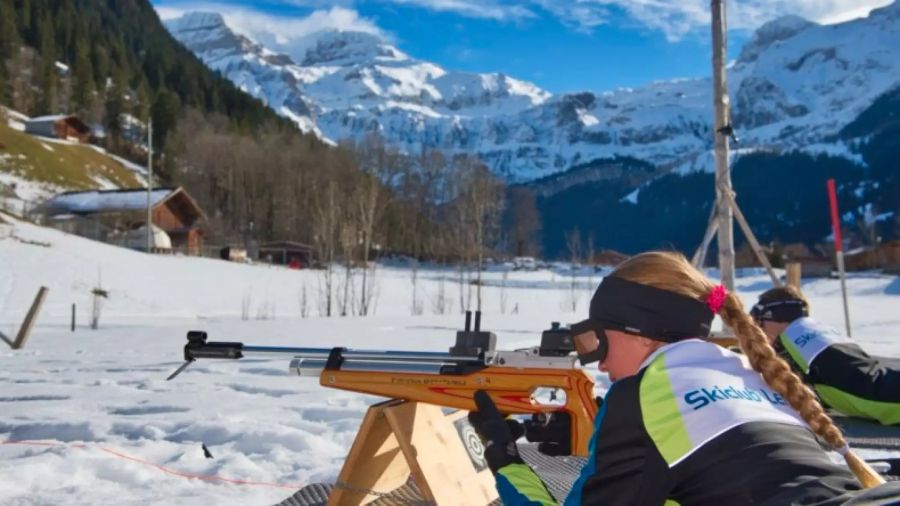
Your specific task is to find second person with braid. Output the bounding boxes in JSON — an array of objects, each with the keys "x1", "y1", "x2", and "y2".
[{"x1": 468, "y1": 251, "x2": 897, "y2": 505}]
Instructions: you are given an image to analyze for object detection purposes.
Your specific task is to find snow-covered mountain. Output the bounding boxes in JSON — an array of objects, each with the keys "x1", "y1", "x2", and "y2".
[{"x1": 166, "y1": 4, "x2": 900, "y2": 182}]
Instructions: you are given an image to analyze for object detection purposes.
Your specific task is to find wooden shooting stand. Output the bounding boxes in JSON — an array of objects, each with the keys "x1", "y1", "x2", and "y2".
[{"x1": 328, "y1": 399, "x2": 499, "y2": 505}]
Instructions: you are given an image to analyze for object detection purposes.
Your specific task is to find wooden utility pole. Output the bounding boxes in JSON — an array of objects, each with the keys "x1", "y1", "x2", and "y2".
[
  {"x1": 694, "y1": 2, "x2": 782, "y2": 294},
  {"x1": 786, "y1": 262, "x2": 802, "y2": 288},
  {"x1": 711, "y1": 0, "x2": 735, "y2": 292},
  {"x1": 146, "y1": 119, "x2": 154, "y2": 253},
  {"x1": 9, "y1": 287, "x2": 49, "y2": 349}
]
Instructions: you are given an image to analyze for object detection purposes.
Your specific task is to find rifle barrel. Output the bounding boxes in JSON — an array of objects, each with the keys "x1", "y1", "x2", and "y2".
[
  {"x1": 290, "y1": 357, "x2": 450, "y2": 376},
  {"x1": 241, "y1": 345, "x2": 331, "y2": 357},
  {"x1": 239, "y1": 346, "x2": 483, "y2": 363}
]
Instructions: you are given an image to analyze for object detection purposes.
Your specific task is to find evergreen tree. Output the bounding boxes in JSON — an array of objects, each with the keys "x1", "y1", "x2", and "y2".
[
  {"x1": 7, "y1": 0, "x2": 293, "y2": 139},
  {"x1": 36, "y1": 13, "x2": 57, "y2": 114},
  {"x1": 54, "y1": 0, "x2": 74, "y2": 63},
  {"x1": 36, "y1": 12, "x2": 54, "y2": 65},
  {"x1": 151, "y1": 89, "x2": 180, "y2": 149},
  {"x1": 0, "y1": 0, "x2": 21, "y2": 104},
  {"x1": 38, "y1": 58, "x2": 57, "y2": 113},
  {"x1": 132, "y1": 80, "x2": 150, "y2": 121},
  {"x1": 18, "y1": 0, "x2": 32, "y2": 44},
  {"x1": 0, "y1": 0, "x2": 20, "y2": 59},
  {"x1": 92, "y1": 44, "x2": 110, "y2": 89},
  {"x1": 71, "y1": 36, "x2": 94, "y2": 112},
  {"x1": 105, "y1": 78, "x2": 124, "y2": 141}
]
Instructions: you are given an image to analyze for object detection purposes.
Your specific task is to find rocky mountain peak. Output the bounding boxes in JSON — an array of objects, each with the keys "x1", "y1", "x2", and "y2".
[
  {"x1": 301, "y1": 30, "x2": 407, "y2": 67},
  {"x1": 166, "y1": 11, "x2": 227, "y2": 31},
  {"x1": 738, "y1": 15, "x2": 815, "y2": 64}
]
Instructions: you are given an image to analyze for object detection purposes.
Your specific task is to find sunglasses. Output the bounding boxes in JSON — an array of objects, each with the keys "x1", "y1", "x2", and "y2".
[{"x1": 569, "y1": 319, "x2": 610, "y2": 365}]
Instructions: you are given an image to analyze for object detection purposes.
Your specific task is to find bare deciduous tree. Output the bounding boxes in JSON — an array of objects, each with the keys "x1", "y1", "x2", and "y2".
[
  {"x1": 452, "y1": 157, "x2": 504, "y2": 311},
  {"x1": 565, "y1": 228, "x2": 582, "y2": 312}
]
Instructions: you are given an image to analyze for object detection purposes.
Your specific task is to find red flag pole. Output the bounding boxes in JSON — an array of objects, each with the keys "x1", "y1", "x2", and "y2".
[{"x1": 827, "y1": 179, "x2": 852, "y2": 337}]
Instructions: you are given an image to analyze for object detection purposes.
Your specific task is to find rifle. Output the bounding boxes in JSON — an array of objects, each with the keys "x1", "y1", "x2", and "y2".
[{"x1": 168, "y1": 311, "x2": 599, "y2": 457}]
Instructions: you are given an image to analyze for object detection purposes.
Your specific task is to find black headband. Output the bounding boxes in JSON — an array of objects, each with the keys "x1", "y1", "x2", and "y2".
[
  {"x1": 750, "y1": 299, "x2": 808, "y2": 323},
  {"x1": 589, "y1": 276, "x2": 714, "y2": 342}
]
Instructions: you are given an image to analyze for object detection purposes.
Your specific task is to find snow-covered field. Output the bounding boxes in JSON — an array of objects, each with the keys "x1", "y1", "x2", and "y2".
[{"x1": 1, "y1": 216, "x2": 898, "y2": 505}]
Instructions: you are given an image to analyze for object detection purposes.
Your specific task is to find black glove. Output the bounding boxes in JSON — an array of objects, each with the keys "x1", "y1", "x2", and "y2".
[
  {"x1": 468, "y1": 390, "x2": 525, "y2": 472},
  {"x1": 524, "y1": 411, "x2": 571, "y2": 456},
  {"x1": 523, "y1": 396, "x2": 603, "y2": 457}
]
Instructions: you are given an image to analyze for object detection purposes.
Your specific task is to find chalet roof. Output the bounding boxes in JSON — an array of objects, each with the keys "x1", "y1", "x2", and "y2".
[
  {"x1": 258, "y1": 240, "x2": 316, "y2": 251},
  {"x1": 27, "y1": 114, "x2": 69, "y2": 123},
  {"x1": 43, "y1": 188, "x2": 177, "y2": 215},
  {"x1": 26, "y1": 114, "x2": 91, "y2": 133}
]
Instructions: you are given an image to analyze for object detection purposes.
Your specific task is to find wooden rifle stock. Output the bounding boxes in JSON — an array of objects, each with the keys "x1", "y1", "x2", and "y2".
[{"x1": 319, "y1": 366, "x2": 598, "y2": 457}]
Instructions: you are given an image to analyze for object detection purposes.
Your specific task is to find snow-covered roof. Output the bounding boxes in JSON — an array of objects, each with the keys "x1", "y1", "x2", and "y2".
[
  {"x1": 43, "y1": 188, "x2": 177, "y2": 215},
  {"x1": 26, "y1": 114, "x2": 70, "y2": 123},
  {"x1": 2, "y1": 107, "x2": 29, "y2": 122}
]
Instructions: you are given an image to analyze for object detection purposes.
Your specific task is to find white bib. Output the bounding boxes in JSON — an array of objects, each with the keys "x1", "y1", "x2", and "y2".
[
  {"x1": 780, "y1": 317, "x2": 848, "y2": 373},
  {"x1": 639, "y1": 340, "x2": 807, "y2": 466}
]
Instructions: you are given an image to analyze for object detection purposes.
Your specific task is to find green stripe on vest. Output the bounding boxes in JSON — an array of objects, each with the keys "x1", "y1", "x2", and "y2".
[
  {"x1": 496, "y1": 463, "x2": 557, "y2": 505},
  {"x1": 815, "y1": 384, "x2": 900, "y2": 425},
  {"x1": 640, "y1": 353, "x2": 692, "y2": 465},
  {"x1": 779, "y1": 333, "x2": 810, "y2": 373}
]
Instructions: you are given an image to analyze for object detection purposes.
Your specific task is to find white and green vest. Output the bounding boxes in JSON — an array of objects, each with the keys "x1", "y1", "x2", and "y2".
[
  {"x1": 779, "y1": 317, "x2": 848, "y2": 374},
  {"x1": 638, "y1": 339, "x2": 807, "y2": 467}
]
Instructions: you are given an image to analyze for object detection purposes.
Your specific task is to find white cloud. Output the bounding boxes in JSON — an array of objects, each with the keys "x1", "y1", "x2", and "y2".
[
  {"x1": 386, "y1": 0, "x2": 536, "y2": 21},
  {"x1": 554, "y1": 0, "x2": 895, "y2": 41},
  {"x1": 530, "y1": 0, "x2": 611, "y2": 32},
  {"x1": 155, "y1": 2, "x2": 388, "y2": 61},
  {"x1": 155, "y1": 0, "x2": 897, "y2": 45},
  {"x1": 156, "y1": 3, "x2": 384, "y2": 37},
  {"x1": 395, "y1": 0, "x2": 895, "y2": 40}
]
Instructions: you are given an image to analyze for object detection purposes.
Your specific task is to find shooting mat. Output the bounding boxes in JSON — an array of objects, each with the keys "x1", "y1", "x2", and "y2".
[{"x1": 276, "y1": 417, "x2": 900, "y2": 506}]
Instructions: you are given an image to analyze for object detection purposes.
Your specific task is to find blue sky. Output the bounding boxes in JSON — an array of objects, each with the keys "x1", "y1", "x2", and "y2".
[{"x1": 153, "y1": 0, "x2": 892, "y2": 94}]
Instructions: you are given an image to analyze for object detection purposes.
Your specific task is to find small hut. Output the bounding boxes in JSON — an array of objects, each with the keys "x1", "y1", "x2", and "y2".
[
  {"x1": 24, "y1": 115, "x2": 91, "y2": 143},
  {"x1": 258, "y1": 241, "x2": 316, "y2": 268}
]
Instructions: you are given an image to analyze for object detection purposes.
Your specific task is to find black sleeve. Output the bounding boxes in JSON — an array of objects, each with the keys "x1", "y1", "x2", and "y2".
[
  {"x1": 810, "y1": 343, "x2": 900, "y2": 403},
  {"x1": 574, "y1": 374, "x2": 671, "y2": 506}
]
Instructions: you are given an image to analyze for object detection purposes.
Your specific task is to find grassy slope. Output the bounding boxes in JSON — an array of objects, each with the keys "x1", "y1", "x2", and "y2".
[{"x1": 0, "y1": 122, "x2": 143, "y2": 190}]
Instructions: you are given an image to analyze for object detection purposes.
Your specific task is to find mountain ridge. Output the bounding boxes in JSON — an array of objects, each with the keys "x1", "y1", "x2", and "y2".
[{"x1": 167, "y1": 4, "x2": 900, "y2": 183}]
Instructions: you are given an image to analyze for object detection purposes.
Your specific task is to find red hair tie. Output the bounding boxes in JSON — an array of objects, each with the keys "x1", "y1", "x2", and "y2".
[{"x1": 707, "y1": 284, "x2": 727, "y2": 314}]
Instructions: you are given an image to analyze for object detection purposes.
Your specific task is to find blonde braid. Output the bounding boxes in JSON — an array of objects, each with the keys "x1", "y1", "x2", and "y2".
[{"x1": 719, "y1": 293, "x2": 885, "y2": 488}]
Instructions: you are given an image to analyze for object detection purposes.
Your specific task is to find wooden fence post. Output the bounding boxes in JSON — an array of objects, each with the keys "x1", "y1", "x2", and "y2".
[
  {"x1": 11, "y1": 287, "x2": 49, "y2": 349},
  {"x1": 786, "y1": 262, "x2": 802, "y2": 288}
]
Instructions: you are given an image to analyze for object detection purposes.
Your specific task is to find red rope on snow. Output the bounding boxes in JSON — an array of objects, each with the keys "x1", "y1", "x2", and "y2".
[{"x1": 1, "y1": 439, "x2": 306, "y2": 489}]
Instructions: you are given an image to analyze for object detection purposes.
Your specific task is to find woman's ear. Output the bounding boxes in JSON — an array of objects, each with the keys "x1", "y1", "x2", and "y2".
[{"x1": 637, "y1": 336, "x2": 660, "y2": 350}]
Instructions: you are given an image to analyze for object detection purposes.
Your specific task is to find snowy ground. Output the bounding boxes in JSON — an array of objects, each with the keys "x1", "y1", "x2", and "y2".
[{"x1": 1, "y1": 216, "x2": 899, "y2": 505}]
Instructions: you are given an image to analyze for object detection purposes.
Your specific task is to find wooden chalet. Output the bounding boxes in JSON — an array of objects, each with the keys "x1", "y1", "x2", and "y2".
[
  {"x1": 24, "y1": 115, "x2": 91, "y2": 143},
  {"x1": 41, "y1": 187, "x2": 205, "y2": 254}
]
